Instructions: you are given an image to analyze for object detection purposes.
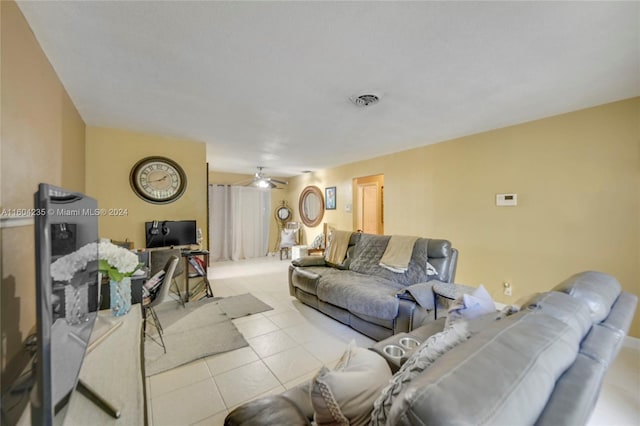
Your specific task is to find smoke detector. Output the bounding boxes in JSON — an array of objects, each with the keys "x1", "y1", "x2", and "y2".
[{"x1": 350, "y1": 94, "x2": 380, "y2": 107}]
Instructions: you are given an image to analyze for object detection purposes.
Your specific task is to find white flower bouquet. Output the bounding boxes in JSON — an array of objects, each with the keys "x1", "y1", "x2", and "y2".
[{"x1": 51, "y1": 241, "x2": 141, "y2": 283}]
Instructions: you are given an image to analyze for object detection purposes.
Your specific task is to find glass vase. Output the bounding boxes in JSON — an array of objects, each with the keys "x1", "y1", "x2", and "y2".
[
  {"x1": 64, "y1": 283, "x2": 89, "y2": 325},
  {"x1": 110, "y1": 277, "x2": 131, "y2": 317}
]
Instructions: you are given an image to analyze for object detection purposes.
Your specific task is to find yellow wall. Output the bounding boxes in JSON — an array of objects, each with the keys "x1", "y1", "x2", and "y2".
[
  {"x1": 287, "y1": 98, "x2": 640, "y2": 337},
  {"x1": 208, "y1": 171, "x2": 289, "y2": 255},
  {"x1": 85, "y1": 127, "x2": 208, "y2": 249},
  {"x1": 1, "y1": 0, "x2": 86, "y2": 371}
]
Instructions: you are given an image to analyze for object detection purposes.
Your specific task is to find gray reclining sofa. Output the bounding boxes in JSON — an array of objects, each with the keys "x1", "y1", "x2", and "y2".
[
  {"x1": 288, "y1": 232, "x2": 459, "y2": 341},
  {"x1": 226, "y1": 271, "x2": 637, "y2": 425}
]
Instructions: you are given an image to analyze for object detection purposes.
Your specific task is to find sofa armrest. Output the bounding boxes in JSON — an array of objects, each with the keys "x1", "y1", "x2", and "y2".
[
  {"x1": 291, "y1": 256, "x2": 326, "y2": 267},
  {"x1": 396, "y1": 281, "x2": 437, "y2": 310}
]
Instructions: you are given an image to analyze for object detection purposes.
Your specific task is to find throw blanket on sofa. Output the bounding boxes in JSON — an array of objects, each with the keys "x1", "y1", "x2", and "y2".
[
  {"x1": 325, "y1": 230, "x2": 352, "y2": 265},
  {"x1": 379, "y1": 235, "x2": 418, "y2": 273}
]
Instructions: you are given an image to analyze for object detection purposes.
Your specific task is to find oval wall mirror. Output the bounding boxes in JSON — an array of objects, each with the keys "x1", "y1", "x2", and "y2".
[{"x1": 299, "y1": 186, "x2": 324, "y2": 227}]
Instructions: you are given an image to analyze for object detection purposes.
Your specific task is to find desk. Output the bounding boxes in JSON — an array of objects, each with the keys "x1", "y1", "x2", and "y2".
[{"x1": 181, "y1": 250, "x2": 212, "y2": 302}]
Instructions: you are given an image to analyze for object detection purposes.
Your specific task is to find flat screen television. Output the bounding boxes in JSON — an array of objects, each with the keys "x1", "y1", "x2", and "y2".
[
  {"x1": 32, "y1": 183, "x2": 100, "y2": 426},
  {"x1": 145, "y1": 220, "x2": 196, "y2": 248}
]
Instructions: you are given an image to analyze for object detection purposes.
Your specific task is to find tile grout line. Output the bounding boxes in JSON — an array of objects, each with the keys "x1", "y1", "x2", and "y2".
[{"x1": 202, "y1": 358, "x2": 230, "y2": 415}]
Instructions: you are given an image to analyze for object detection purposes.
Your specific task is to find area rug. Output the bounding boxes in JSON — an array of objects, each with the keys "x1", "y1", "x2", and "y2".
[
  {"x1": 144, "y1": 294, "x2": 273, "y2": 376},
  {"x1": 214, "y1": 292, "x2": 273, "y2": 319}
]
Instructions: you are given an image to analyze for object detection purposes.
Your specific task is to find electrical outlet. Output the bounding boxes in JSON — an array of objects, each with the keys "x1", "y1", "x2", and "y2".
[{"x1": 503, "y1": 282, "x2": 512, "y2": 296}]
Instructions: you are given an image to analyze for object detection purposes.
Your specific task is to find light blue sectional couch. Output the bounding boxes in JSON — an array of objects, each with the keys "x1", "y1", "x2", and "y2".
[{"x1": 227, "y1": 271, "x2": 637, "y2": 425}]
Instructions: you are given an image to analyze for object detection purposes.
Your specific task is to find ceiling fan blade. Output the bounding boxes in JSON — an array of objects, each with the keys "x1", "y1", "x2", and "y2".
[
  {"x1": 236, "y1": 167, "x2": 287, "y2": 189},
  {"x1": 269, "y1": 178, "x2": 288, "y2": 185},
  {"x1": 232, "y1": 177, "x2": 255, "y2": 186}
]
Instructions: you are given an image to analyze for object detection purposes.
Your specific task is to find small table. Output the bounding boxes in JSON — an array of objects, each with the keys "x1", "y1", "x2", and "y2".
[
  {"x1": 291, "y1": 245, "x2": 308, "y2": 260},
  {"x1": 182, "y1": 250, "x2": 212, "y2": 302},
  {"x1": 432, "y1": 282, "x2": 476, "y2": 319}
]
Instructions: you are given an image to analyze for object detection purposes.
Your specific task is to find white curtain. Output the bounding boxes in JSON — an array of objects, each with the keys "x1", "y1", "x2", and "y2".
[{"x1": 209, "y1": 185, "x2": 271, "y2": 261}]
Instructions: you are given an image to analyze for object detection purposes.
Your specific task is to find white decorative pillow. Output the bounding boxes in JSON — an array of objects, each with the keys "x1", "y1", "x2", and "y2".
[
  {"x1": 280, "y1": 229, "x2": 296, "y2": 246},
  {"x1": 310, "y1": 341, "x2": 392, "y2": 426},
  {"x1": 370, "y1": 321, "x2": 471, "y2": 425},
  {"x1": 445, "y1": 284, "x2": 496, "y2": 327}
]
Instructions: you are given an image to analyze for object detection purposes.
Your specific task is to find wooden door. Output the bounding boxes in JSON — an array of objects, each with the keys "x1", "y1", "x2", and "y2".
[{"x1": 354, "y1": 174, "x2": 384, "y2": 234}]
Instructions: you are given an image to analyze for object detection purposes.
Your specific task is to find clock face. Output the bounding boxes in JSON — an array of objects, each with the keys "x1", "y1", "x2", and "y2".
[
  {"x1": 277, "y1": 207, "x2": 291, "y2": 221},
  {"x1": 130, "y1": 157, "x2": 187, "y2": 204}
]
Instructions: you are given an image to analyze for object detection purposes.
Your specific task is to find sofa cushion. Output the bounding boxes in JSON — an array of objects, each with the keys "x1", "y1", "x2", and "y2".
[
  {"x1": 291, "y1": 266, "x2": 343, "y2": 295},
  {"x1": 316, "y1": 271, "x2": 405, "y2": 320},
  {"x1": 552, "y1": 271, "x2": 621, "y2": 323},
  {"x1": 349, "y1": 234, "x2": 453, "y2": 286},
  {"x1": 370, "y1": 320, "x2": 470, "y2": 425},
  {"x1": 310, "y1": 341, "x2": 392, "y2": 426},
  {"x1": 599, "y1": 291, "x2": 638, "y2": 334},
  {"x1": 387, "y1": 292, "x2": 592, "y2": 426},
  {"x1": 523, "y1": 291, "x2": 593, "y2": 339},
  {"x1": 536, "y1": 291, "x2": 637, "y2": 426}
]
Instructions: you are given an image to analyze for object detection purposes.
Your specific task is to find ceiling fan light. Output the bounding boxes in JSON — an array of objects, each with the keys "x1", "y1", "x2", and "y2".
[{"x1": 256, "y1": 179, "x2": 270, "y2": 189}]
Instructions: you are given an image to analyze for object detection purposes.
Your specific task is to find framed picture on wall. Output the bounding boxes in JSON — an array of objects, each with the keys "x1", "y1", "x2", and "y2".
[{"x1": 325, "y1": 186, "x2": 336, "y2": 210}]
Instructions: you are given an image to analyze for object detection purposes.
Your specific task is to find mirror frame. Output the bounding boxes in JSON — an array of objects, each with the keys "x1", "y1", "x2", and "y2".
[{"x1": 299, "y1": 185, "x2": 324, "y2": 227}]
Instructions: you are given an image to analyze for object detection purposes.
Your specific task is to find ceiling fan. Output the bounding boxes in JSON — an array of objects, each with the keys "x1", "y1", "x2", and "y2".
[{"x1": 246, "y1": 167, "x2": 288, "y2": 189}]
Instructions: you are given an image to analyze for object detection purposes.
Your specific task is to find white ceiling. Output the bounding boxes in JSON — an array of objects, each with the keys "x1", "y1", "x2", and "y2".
[{"x1": 17, "y1": 1, "x2": 639, "y2": 178}]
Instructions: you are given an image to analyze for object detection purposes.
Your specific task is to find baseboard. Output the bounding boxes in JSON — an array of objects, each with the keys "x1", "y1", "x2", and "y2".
[{"x1": 623, "y1": 335, "x2": 640, "y2": 350}]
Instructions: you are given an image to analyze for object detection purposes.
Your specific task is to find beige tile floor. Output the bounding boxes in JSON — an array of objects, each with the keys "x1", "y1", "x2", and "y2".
[{"x1": 147, "y1": 256, "x2": 640, "y2": 426}]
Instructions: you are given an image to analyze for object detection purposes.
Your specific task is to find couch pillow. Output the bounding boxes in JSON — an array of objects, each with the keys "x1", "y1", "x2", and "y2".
[
  {"x1": 445, "y1": 284, "x2": 495, "y2": 327},
  {"x1": 370, "y1": 320, "x2": 470, "y2": 426},
  {"x1": 310, "y1": 341, "x2": 392, "y2": 426},
  {"x1": 310, "y1": 232, "x2": 325, "y2": 249},
  {"x1": 281, "y1": 229, "x2": 296, "y2": 246}
]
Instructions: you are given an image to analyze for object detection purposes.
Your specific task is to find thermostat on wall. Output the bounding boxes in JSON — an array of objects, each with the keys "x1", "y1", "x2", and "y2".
[{"x1": 496, "y1": 193, "x2": 517, "y2": 207}]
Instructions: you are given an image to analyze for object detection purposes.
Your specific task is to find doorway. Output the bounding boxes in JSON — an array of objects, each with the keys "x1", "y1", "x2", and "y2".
[{"x1": 353, "y1": 174, "x2": 384, "y2": 234}]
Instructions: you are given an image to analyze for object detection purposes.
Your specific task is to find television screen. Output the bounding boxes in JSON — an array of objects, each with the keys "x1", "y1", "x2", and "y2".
[
  {"x1": 32, "y1": 184, "x2": 100, "y2": 426},
  {"x1": 145, "y1": 220, "x2": 196, "y2": 248}
]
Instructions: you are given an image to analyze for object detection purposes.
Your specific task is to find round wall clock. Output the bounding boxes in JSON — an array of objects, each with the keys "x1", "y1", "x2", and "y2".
[
  {"x1": 130, "y1": 156, "x2": 187, "y2": 204},
  {"x1": 277, "y1": 206, "x2": 292, "y2": 222}
]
